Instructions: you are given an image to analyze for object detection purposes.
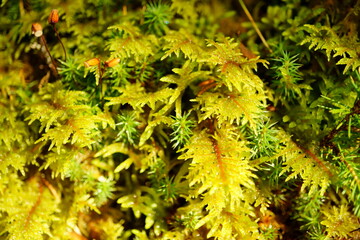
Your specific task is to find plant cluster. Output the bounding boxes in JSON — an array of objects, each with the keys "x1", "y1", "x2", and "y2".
[{"x1": 0, "y1": 0, "x2": 359, "y2": 239}]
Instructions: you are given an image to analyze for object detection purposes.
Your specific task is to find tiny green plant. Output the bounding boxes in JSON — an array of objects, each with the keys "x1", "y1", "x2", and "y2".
[{"x1": 170, "y1": 111, "x2": 195, "y2": 149}]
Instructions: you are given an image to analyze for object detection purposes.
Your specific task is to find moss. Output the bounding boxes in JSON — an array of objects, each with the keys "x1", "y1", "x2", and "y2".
[{"x1": 0, "y1": 0, "x2": 359, "y2": 239}]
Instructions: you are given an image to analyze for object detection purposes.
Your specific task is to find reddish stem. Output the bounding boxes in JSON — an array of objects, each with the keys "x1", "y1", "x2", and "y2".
[{"x1": 25, "y1": 179, "x2": 44, "y2": 228}]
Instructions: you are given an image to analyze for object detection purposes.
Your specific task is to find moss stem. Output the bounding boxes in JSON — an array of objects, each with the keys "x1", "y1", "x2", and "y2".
[
  {"x1": 53, "y1": 25, "x2": 67, "y2": 61},
  {"x1": 40, "y1": 35, "x2": 59, "y2": 77}
]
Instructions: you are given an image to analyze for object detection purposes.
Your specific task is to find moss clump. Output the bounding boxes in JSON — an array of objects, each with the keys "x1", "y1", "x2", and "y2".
[{"x1": 0, "y1": 0, "x2": 359, "y2": 239}]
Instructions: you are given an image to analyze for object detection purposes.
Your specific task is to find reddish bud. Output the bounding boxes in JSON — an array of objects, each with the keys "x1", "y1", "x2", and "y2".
[
  {"x1": 266, "y1": 105, "x2": 276, "y2": 112},
  {"x1": 105, "y1": 58, "x2": 120, "y2": 68},
  {"x1": 84, "y1": 58, "x2": 100, "y2": 67},
  {"x1": 48, "y1": 9, "x2": 59, "y2": 24},
  {"x1": 31, "y1": 23, "x2": 43, "y2": 37}
]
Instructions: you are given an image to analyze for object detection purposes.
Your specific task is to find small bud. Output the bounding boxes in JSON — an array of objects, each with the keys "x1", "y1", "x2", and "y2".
[
  {"x1": 84, "y1": 58, "x2": 100, "y2": 67},
  {"x1": 31, "y1": 23, "x2": 43, "y2": 37},
  {"x1": 48, "y1": 9, "x2": 59, "y2": 24},
  {"x1": 105, "y1": 58, "x2": 120, "y2": 68}
]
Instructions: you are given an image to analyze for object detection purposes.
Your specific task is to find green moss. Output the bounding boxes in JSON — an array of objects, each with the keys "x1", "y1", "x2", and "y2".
[{"x1": 0, "y1": 0, "x2": 359, "y2": 239}]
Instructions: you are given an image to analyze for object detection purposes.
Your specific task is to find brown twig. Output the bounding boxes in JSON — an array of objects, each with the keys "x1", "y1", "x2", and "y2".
[{"x1": 238, "y1": 0, "x2": 272, "y2": 53}]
